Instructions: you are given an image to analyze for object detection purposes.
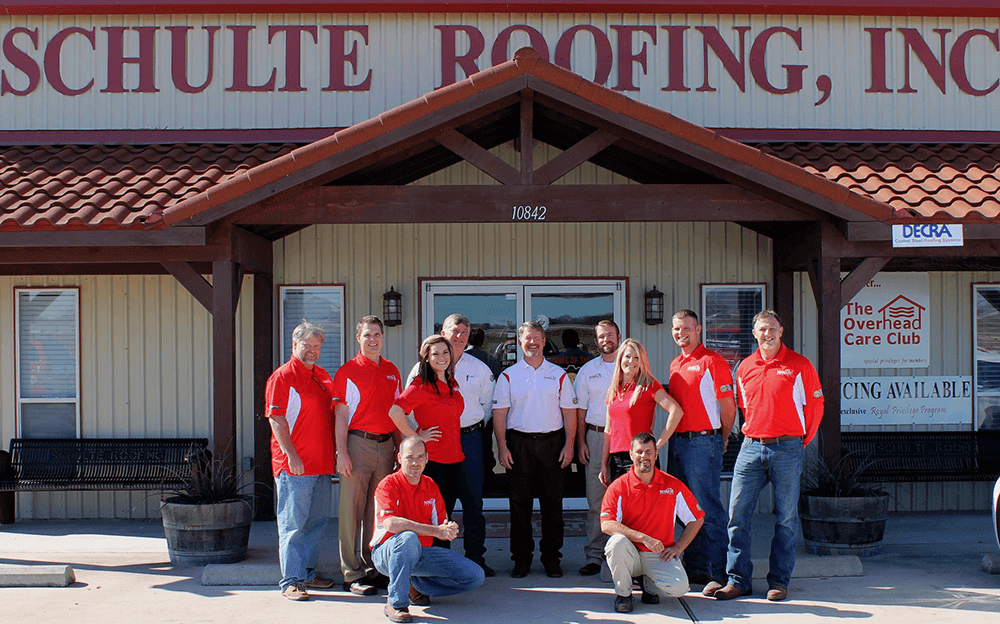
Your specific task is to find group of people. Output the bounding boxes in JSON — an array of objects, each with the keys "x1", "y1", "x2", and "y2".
[{"x1": 264, "y1": 307, "x2": 824, "y2": 621}]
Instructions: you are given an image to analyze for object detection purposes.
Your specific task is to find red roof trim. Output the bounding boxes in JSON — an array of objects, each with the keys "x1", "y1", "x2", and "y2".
[{"x1": 6, "y1": 1, "x2": 1000, "y2": 17}]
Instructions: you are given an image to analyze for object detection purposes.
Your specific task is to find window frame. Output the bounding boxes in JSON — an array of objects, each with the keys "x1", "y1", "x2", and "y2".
[
  {"x1": 973, "y1": 283, "x2": 1000, "y2": 431},
  {"x1": 278, "y1": 284, "x2": 347, "y2": 376},
  {"x1": 699, "y1": 283, "x2": 767, "y2": 369}
]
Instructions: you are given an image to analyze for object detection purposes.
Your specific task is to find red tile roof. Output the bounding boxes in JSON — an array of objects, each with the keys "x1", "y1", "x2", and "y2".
[
  {"x1": 760, "y1": 143, "x2": 1000, "y2": 222},
  {"x1": 0, "y1": 143, "x2": 296, "y2": 230}
]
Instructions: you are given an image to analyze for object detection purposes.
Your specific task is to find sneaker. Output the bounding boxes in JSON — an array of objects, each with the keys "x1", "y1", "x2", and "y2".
[
  {"x1": 344, "y1": 580, "x2": 377, "y2": 596},
  {"x1": 578, "y1": 562, "x2": 601, "y2": 576},
  {"x1": 383, "y1": 603, "x2": 412, "y2": 623},
  {"x1": 408, "y1": 583, "x2": 430, "y2": 606},
  {"x1": 282, "y1": 582, "x2": 310, "y2": 601},
  {"x1": 713, "y1": 584, "x2": 752, "y2": 601},
  {"x1": 478, "y1": 562, "x2": 496, "y2": 578},
  {"x1": 305, "y1": 575, "x2": 335, "y2": 589},
  {"x1": 614, "y1": 594, "x2": 633, "y2": 613},
  {"x1": 544, "y1": 563, "x2": 563, "y2": 578},
  {"x1": 766, "y1": 585, "x2": 788, "y2": 601},
  {"x1": 702, "y1": 580, "x2": 725, "y2": 597}
]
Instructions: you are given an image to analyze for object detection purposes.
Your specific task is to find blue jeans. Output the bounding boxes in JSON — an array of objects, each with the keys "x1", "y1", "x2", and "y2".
[
  {"x1": 275, "y1": 472, "x2": 331, "y2": 590},
  {"x1": 458, "y1": 427, "x2": 487, "y2": 565},
  {"x1": 372, "y1": 532, "x2": 486, "y2": 609},
  {"x1": 726, "y1": 437, "x2": 803, "y2": 590},
  {"x1": 668, "y1": 434, "x2": 727, "y2": 581}
]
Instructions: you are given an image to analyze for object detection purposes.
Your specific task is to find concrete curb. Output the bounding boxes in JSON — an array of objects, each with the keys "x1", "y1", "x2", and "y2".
[
  {"x1": 752, "y1": 555, "x2": 863, "y2": 579},
  {"x1": 0, "y1": 565, "x2": 76, "y2": 587}
]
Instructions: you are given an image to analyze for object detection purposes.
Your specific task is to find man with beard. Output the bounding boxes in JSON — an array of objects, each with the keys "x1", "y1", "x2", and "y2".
[
  {"x1": 574, "y1": 319, "x2": 620, "y2": 576},
  {"x1": 601, "y1": 432, "x2": 704, "y2": 613}
]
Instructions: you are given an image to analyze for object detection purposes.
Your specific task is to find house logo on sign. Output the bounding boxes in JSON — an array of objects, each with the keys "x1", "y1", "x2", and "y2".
[{"x1": 878, "y1": 295, "x2": 925, "y2": 326}]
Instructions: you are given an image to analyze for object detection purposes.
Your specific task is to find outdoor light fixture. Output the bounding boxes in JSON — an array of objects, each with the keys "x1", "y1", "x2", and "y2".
[
  {"x1": 383, "y1": 286, "x2": 403, "y2": 327},
  {"x1": 644, "y1": 285, "x2": 664, "y2": 325}
]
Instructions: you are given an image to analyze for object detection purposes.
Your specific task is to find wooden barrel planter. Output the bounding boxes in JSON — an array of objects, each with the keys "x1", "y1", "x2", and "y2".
[
  {"x1": 161, "y1": 496, "x2": 253, "y2": 566},
  {"x1": 799, "y1": 491, "x2": 890, "y2": 557}
]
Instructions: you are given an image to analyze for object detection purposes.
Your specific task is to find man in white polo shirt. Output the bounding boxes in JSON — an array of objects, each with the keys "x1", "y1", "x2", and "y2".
[
  {"x1": 574, "y1": 319, "x2": 620, "y2": 576},
  {"x1": 493, "y1": 320, "x2": 577, "y2": 579}
]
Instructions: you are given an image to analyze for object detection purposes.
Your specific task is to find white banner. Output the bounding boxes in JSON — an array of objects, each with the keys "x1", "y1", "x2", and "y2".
[
  {"x1": 841, "y1": 375, "x2": 972, "y2": 426},
  {"x1": 841, "y1": 272, "x2": 930, "y2": 369},
  {"x1": 892, "y1": 224, "x2": 964, "y2": 248}
]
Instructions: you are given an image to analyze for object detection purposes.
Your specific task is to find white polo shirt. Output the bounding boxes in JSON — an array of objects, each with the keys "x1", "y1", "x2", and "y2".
[
  {"x1": 575, "y1": 356, "x2": 615, "y2": 426},
  {"x1": 493, "y1": 358, "x2": 577, "y2": 433},
  {"x1": 406, "y1": 353, "x2": 495, "y2": 428}
]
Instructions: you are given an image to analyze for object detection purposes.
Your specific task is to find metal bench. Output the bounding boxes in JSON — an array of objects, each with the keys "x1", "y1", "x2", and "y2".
[
  {"x1": 0, "y1": 437, "x2": 209, "y2": 524},
  {"x1": 841, "y1": 431, "x2": 1000, "y2": 482}
]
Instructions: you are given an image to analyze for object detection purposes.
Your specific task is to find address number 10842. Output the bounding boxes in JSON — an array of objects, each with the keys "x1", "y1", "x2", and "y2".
[{"x1": 511, "y1": 205, "x2": 547, "y2": 221}]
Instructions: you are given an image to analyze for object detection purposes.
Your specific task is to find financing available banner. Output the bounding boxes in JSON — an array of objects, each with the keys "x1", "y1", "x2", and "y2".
[{"x1": 841, "y1": 375, "x2": 972, "y2": 427}]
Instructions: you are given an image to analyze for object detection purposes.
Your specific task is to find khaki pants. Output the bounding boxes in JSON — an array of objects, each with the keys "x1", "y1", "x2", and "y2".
[
  {"x1": 338, "y1": 434, "x2": 394, "y2": 582},
  {"x1": 583, "y1": 428, "x2": 608, "y2": 565},
  {"x1": 605, "y1": 534, "x2": 689, "y2": 598}
]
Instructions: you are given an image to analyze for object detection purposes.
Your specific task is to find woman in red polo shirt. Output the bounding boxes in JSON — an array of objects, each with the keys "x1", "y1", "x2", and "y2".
[
  {"x1": 389, "y1": 334, "x2": 465, "y2": 543},
  {"x1": 600, "y1": 338, "x2": 684, "y2": 485}
]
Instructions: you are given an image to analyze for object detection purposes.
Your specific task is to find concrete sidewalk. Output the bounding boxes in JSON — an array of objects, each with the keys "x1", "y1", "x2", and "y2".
[{"x1": 2, "y1": 512, "x2": 999, "y2": 623}]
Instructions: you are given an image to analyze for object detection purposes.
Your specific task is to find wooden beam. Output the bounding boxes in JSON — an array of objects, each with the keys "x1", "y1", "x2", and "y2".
[
  {"x1": 840, "y1": 257, "x2": 890, "y2": 307},
  {"x1": 435, "y1": 129, "x2": 520, "y2": 185},
  {"x1": 212, "y1": 259, "x2": 239, "y2": 470},
  {"x1": 253, "y1": 272, "x2": 275, "y2": 521},
  {"x1": 826, "y1": 237, "x2": 1000, "y2": 258},
  {"x1": 236, "y1": 184, "x2": 809, "y2": 225},
  {"x1": 520, "y1": 89, "x2": 534, "y2": 185},
  {"x1": 817, "y1": 223, "x2": 844, "y2": 470},
  {"x1": 0, "y1": 246, "x2": 225, "y2": 265},
  {"x1": 230, "y1": 226, "x2": 273, "y2": 275},
  {"x1": 847, "y1": 221, "x2": 1000, "y2": 242},
  {"x1": 533, "y1": 129, "x2": 618, "y2": 186},
  {"x1": 0, "y1": 228, "x2": 206, "y2": 247},
  {"x1": 161, "y1": 261, "x2": 213, "y2": 313}
]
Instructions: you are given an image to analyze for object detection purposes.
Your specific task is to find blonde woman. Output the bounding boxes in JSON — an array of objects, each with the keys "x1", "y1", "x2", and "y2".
[{"x1": 600, "y1": 338, "x2": 684, "y2": 485}]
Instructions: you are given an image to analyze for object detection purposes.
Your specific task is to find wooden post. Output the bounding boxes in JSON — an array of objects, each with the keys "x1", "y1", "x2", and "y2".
[
  {"x1": 253, "y1": 272, "x2": 275, "y2": 520},
  {"x1": 212, "y1": 258, "x2": 240, "y2": 470},
  {"x1": 816, "y1": 224, "x2": 844, "y2": 469}
]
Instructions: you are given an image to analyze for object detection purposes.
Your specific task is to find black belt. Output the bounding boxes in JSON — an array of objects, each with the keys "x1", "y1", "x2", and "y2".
[
  {"x1": 460, "y1": 420, "x2": 485, "y2": 434},
  {"x1": 348, "y1": 429, "x2": 393, "y2": 442},
  {"x1": 674, "y1": 428, "x2": 722, "y2": 438},
  {"x1": 586, "y1": 423, "x2": 605, "y2": 433},
  {"x1": 508, "y1": 428, "x2": 564, "y2": 439},
  {"x1": 747, "y1": 435, "x2": 803, "y2": 445}
]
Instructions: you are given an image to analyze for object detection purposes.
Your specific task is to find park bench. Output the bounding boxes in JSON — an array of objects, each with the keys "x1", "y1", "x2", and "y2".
[
  {"x1": 0, "y1": 437, "x2": 209, "y2": 524},
  {"x1": 842, "y1": 431, "x2": 1000, "y2": 482}
]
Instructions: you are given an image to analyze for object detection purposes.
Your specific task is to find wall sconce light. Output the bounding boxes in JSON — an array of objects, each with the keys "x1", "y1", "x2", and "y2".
[
  {"x1": 383, "y1": 286, "x2": 403, "y2": 327},
  {"x1": 644, "y1": 285, "x2": 664, "y2": 326}
]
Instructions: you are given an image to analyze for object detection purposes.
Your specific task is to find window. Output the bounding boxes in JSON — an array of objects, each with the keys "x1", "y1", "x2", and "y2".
[
  {"x1": 700, "y1": 284, "x2": 766, "y2": 369},
  {"x1": 974, "y1": 285, "x2": 1000, "y2": 431},
  {"x1": 15, "y1": 288, "x2": 80, "y2": 438},
  {"x1": 279, "y1": 285, "x2": 346, "y2": 376}
]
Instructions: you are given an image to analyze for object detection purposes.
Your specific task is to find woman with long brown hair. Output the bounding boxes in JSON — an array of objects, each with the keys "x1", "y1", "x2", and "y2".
[{"x1": 600, "y1": 338, "x2": 684, "y2": 485}]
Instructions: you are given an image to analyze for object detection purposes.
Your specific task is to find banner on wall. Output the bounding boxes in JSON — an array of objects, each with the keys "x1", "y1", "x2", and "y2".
[
  {"x1": 841, "y1": 375, "x2": 972, "y2": 427},
  {"x1": 841, "y1": 272, "x2": 930, "y2": 369}
]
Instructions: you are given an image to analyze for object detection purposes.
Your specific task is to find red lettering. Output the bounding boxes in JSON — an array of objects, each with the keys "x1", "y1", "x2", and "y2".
[
  {"x1": 323, "y1": 26, "x2": 372, "y2": 92},
  {"x1": 269, "y1": 25, "x2": 317, "y2": 92},
  {"x1": 492, "y1": 25, "x2": 548, "y2": 66},
  {"x1": 1, "y1": 27, "x2": 40, "y2": 96},
  {"x1": 554, "y1": 25, "x2": 613, "y2": 85},
  {"x1": 660, "y1": 25, "x2": 689, "y2": 92},
  {"x1": 436, "y1": 25, "x2": 485, "y2": 88},
  {"x1": 898, "y1": 27, "x2": 950, "y2": 94},
  {"x1": 227, "y1": 25, "x2": 276, "y2": 92},
  {"x1": 865, "y1": 27, "x2": 893, "y2": 93},
  {"x1": 44, "y1": 27, "x2": 96, "y2": 96},
  {"x1": 101, "y1": 26, "x2": 159, "y2": 93},
  {"x1": 950, "y1": 29, "x2": 999, "y2": 96},
  {"x1": 610, "y1": 25, "x2": 656, "y2": 92},
  {"x1": 696, "y1": 26, "x2": 751, "y2": 92},
  {"x1": 749, "y1": 27, "x2": 805, "y2": 95},
  {"x1": 167, "y1": 26, "x2": 218, "y2": 94}
]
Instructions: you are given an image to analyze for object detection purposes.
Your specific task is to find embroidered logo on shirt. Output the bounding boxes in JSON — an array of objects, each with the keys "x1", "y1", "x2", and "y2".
[
  {"x1": 387, "y1": 375, "x2": 398, "y2": 382},
  {"x1": 719, "y1": 385, "x2": 732, "y2": 393},
  {"x1": 543, "y1": 375, "x2": 557, "y2": 381},
  {"x1": 813, "y1": 390, "x2": 824, "y2": 398},
  {"x1": 573, "y1": 398, "x2": 578, "y2": 404},
  {"x1": 490, "y1": 375, "x2": 495, "y2": 382},
  {"x1": 776, "y1": 369, "x2": 794, "y2": 377},
  {"x1": 686, "y1": 364, "x2": 702, "y2": 372},
  {"x1": 660, "y1": 488, "x2": 675, "y2": 495},
  {"x1": 424, "y1": 498, "x2": 436, "y2": 506},
  {"x1": 588, "y1": 373, "x2": 603, "y2": 379}
]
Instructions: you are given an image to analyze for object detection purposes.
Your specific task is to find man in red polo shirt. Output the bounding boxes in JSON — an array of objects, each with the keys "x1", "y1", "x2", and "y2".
[
  {"x1": 667, "y1": 309, "x2": 736, "y2": 593},
  {"x1": 334, "y1": 315, "x2": 402, "y2": 596},
  {"x1": 714, "y1": 309, "x2": 823, "y2": 603},
  {"x1": 601, "y1": 432, "x2": 704, "y2": 613},
  {"x1": 266, "y1": 321, "x2": 338, "y2": 601}
]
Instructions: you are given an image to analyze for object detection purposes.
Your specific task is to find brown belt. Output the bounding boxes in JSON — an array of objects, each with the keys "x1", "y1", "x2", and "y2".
[
  {"x1": 348, "y1": 429, "x2": 393, "y2": 442},
  {"x1": 586, "y1": 423, "x2": 605, "y2": 433},
  {"x1": 674, "y1": 428, "x2": 722, "y2": 438},
  {"x1": 747, "y1": 435, "x2": 803, "y2": 445},
  {"x1": 460, "y1": 421, "x2": 485, "y2": 434}
]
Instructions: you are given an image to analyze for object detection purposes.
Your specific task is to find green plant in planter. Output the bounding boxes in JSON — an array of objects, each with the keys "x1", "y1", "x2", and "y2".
[
  {"x1": 163, "y1": 449, "x2": 255, "y2": 504},
  {"x1": 801, "y1": 449, "x2": 886, "y2": 498}
]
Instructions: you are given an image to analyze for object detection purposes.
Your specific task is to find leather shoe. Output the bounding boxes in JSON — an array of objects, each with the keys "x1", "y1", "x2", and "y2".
[
  {"x1": 408, "y1": 583, "x2": 430, "y2": 606},
  {"x1": 640, "y1": 588, "x2": 660, "y2": 604},
  {"x1": 578, "y1": 562, "x2": 601, "y2": 576},
  {"x1": 702, "y1": 580, "x2": 725, "y2": 597},
  {"x1": 713, "y1": 584, "x2": 752, "y2": 600},
  {"x1": 344, "y1": 581, "x2": 377, "y2": 596},
  {"x1": 304, "y1": 575, "x2": 335, "y2": 589},
  {"x1": 511, "y1": 562, "x2": 530, "y2": 578},
  {"x1": 614, "y1": 594, "x2": 633, "y2": 613},
  {"x1": 544, "y1": 563, "x2": 563, "y2": 578},
  {"x1": 766, "y1": 585, "x2": 788, "y2": 601},
  {"x1": 479, "y1": 562, "x2": 496, "y2": 577},
  {"x1": 367, "y1": 572, "x2": 390, "y2": 590},
  {"x1": 383, "y1": 603, "x2": 412, "y2": 623}
]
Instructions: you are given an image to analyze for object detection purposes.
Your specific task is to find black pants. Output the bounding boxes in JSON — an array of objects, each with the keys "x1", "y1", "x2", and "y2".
[
  {"x1": 507, "y1": 428, "x2": 566, "y2": 567},
  {"x1": 423, "y1": 460, "x2": 461, "y2": 549}
]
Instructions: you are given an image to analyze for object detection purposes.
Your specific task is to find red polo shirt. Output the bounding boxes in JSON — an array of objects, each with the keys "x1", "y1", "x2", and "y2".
[
  {"x1": 600, "y1": 468, "x2": 704, "y2": 550},
  {"x1": 265, "y1": 356, "x2": 337, "y2": 477},
  {"x1": 606, "y1": 378, "x2": 665, "y2": 454},
  {"x1": 736, "y1": 345, "x2": 824, "y2": 445},
  {"x1": 668, "y1": 344, "x2": 735, "y2": 433},
  {"x1": 394, "y1": 378, "x2": 465, "y2": 464},
  {"x1": 332, "y1": 351, "x2": 402, "y2": 435},
  {"x1": 371, "y1": 470, "x2": 446, "y2": 548}
]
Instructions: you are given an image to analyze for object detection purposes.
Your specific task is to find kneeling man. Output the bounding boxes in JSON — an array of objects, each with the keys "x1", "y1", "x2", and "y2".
[
  {"x1": 371, "y1": 437, "x2": 485, "y2": 623},
  {"x1": 601, "y1": 432, "x2": 705, "y2": 613}
]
